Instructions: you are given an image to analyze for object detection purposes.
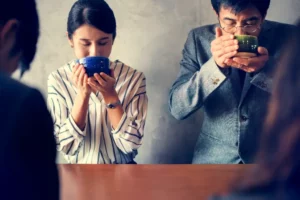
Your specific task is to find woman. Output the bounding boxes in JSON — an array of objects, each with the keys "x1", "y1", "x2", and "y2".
[
  {"x1": 48, "y1": 0, "x2": 148, "y2": 164},
  {"x1": 210, "y1": 21, "x2": 300, "y2": 199}
]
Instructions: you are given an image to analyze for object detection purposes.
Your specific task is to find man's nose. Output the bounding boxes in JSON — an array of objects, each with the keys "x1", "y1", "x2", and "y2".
[{"x1": 235, "y1": 26, "x2": 247, "y2": 35}]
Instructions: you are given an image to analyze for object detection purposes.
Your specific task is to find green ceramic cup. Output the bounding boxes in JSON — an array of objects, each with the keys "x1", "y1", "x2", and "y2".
[{"x1": 235, "y1": 35, "x2": 258, "y2": 58}]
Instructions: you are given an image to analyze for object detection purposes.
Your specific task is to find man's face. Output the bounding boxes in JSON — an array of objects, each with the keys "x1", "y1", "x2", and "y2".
[{"x1": 218, "y1": 5, "x2": 265, "y2": 37}]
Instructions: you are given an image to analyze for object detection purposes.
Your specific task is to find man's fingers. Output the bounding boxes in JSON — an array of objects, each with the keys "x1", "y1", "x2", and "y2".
[
  {"x1": 212, "y1": 34, "x2": 235, "y2": 46},
  {"x1": 226, "y1": 60, "x2": 255, "y2": 73},
  {"x1": 233, "y1": 55, "x2": 268, "y2": 67},
  {"x1": 224, "y1": 59, "x2": 245, "y2": 70},
  {"x1": 233, "y1": 57, "x2": 250, "y2": 66},
  {"x1": 223, "y1": 39, "x2": 238, "y2": 47},
  {"x1": 214, "y1": 51, "x2": 237, "y2": 68},
  {"x1": 239, "y1": 65, "x2": 256, "y2": 73},
  {"x1": 217, "y1": 49, "x2": 238, "y2": 61},
  {"x1": 257, "y1": 47, "x2": 268, "y2": 55},
  {"x1": 211, "y1": 41, "x2": 238, "y2": 52},
  {"x1": 223, "y1": 45, "x2": 239, "y2": 55},
  {"x1": 216, "y1": 27, "x2": 223, "y2": 38},
  {"x1": 215, "y1": 46, "x2": 237, "y2": 58}
]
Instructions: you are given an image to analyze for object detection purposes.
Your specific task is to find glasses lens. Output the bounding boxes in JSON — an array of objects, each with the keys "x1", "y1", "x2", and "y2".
[
  {"x1": 224, "y1": 26, "x2": 236, "y2": 33},
  {"x1": 244, "y1": 25, "x2": 258, "y2": 33}
]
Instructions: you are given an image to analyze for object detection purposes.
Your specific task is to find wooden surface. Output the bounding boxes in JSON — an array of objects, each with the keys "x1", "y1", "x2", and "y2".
[{"x1": 59, "y1": 165, "x2": 253, "y2": 200}]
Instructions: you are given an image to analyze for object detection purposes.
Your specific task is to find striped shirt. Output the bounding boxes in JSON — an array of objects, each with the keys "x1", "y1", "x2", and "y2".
[{"x1": 47, "y1": 60, "x2": 148, "y2": 164}]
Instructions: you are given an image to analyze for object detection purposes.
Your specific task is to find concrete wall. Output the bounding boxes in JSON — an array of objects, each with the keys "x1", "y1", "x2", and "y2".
[{"x1": 19, "y1": 0, "x2": 300, "y2": 163}]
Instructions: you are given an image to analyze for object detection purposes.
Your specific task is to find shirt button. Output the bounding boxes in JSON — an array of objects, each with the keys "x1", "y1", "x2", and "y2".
[{"x1": 240, "y1": 115, "x2": 248, "y2": 122}]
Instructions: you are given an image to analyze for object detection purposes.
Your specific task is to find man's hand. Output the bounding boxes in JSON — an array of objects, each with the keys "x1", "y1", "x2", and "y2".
[
  {"x1": 225, "y1": 47, "x2": 269, "y2": 73},
  {"x1": 211, "y1": 27, "x2": 239, "y2": 68}
]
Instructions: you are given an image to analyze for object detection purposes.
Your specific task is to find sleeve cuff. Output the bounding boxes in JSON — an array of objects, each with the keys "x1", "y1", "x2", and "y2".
[
  {"x1": 68, "y1": 115, "x2": 87, "y2": 138},
  {"x1": 201, "y1": 57, "x2": 228, "y2": 89},
  {"x1": 111, "y1": 113, "x2": 130, "y2": 135},
  {"x1": 218, "y1": 65, "x2": 231, "y2": 76}
]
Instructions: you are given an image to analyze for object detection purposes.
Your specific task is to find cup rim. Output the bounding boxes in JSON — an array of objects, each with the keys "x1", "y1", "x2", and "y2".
[{"x1": 235, "y1": 34, "x2": 258, "y2": 39}]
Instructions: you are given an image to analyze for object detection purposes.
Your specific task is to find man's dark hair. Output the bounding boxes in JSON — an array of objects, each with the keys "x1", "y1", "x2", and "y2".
[
  {"x1": 211, "y1": 0, "x2": 271, "y2": 17},
  {"x1": 67, "y1": 0, "x2": 117, "y2": 40},
  {"x1": 0, "y1": 0, "x2": 39, "y2": 68}
]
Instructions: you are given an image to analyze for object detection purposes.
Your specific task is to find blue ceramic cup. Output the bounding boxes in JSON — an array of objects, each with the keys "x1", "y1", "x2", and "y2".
[{"x1": 77, "y1": 56, "x2": 110, "y2": 77}]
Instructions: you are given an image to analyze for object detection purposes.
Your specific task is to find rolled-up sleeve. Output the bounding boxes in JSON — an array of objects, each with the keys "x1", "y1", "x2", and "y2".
[
  {"x1": 47, "y1": 73, "x2": 87, "y2": 157},
  {"x1": 111, "y1": 73, "x2": 148, "y2": 154}
]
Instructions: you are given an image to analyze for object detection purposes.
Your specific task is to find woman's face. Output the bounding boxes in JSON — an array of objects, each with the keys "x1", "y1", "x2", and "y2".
[{"x1": 68, "y1": 24, "x2": 113, "y2": 59}]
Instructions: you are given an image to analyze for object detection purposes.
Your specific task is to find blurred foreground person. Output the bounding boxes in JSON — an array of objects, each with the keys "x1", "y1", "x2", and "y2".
[
  {"x1": 0, "y1": 0, "x2": 59, "y2": 199},
  {"x1": 210, "y1": 21, "x2": 300, "y2": 200}
]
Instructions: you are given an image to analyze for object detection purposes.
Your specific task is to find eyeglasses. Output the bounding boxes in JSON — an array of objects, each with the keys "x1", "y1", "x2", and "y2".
[{"x1": 219, "y1": 21, "x2": 261, "y2": 34}]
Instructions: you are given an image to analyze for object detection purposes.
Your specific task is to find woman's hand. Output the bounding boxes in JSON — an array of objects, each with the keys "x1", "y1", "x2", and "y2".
[
  {"x1": 87, "y1": 69, "x2": 118, "y2": 101},
  {"x1": 71, "y1": 64, "x2": 92, "y2": 131},
  {"x1": 72, "y1": 64, "x2": 92, "y2": 98}
]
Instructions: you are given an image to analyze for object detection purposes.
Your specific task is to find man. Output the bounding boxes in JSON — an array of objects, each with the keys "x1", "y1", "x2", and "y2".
[
  {"x1": 0, "y1": 1, "x2": 59, "y2": 199},
  {"x1": 169, "y1": 0, "x2": 295, "y2": 164}
]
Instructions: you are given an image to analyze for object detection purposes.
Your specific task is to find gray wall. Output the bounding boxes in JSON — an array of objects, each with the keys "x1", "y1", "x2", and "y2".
[{"x1": 18, "y1": 0, "x2": 300, "y2": 164}]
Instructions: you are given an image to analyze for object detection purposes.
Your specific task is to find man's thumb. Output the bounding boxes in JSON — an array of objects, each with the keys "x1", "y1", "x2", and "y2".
[{"x1": 216, "y1": 27, "x2": 222, "y2": 38}]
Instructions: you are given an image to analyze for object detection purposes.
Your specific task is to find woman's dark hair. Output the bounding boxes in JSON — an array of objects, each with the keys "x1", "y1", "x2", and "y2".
[
  {"x1": 0, "y1": 0, "x2": 39, "y2": 68},
  {"x1": 211, "y1": 0, "x2": 271, "y2": 17},
  {"x1": 233, "y1": 21, "x2": 300, "y2": 195},
  {"x1": 67, "y1": 0, "x2": 116, "y2": 40}
]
